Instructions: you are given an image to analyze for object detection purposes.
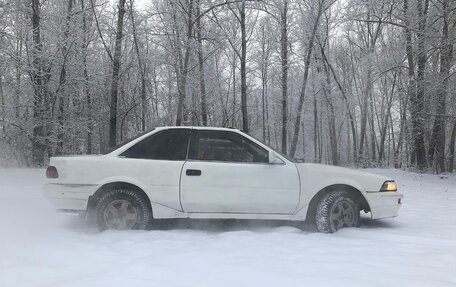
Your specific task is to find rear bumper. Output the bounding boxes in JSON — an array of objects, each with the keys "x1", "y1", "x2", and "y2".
[
  {"x1": 365, "y1": 192, "x2": 403, "y2": 219},
  {"x1": 42, "y1": 183, "x2": 98, "y2": 212}
]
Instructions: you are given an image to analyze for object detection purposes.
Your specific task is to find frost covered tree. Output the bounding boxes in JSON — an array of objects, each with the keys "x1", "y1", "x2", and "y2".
[{"x1": 0, "y1": 0, "x2": 456, "y2": 173}]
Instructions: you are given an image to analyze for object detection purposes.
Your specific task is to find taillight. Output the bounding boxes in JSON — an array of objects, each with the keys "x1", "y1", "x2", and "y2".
[{"x1": 46, "y1": 166, "x2": 59, "y2": 178}]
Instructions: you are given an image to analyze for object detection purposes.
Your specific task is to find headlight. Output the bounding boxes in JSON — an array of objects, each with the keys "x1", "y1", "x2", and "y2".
[{"x1": 380, "y1": 180, "x2": 397, "y2": 192}]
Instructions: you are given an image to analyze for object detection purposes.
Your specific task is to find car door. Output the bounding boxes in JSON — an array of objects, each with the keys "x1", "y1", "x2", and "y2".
[
  {"x1": 118, "y1": 128, "x2": 191, "y2": 211},
  {"x1": 180, "y1": 129, "x2": 300, "y2": 214}
]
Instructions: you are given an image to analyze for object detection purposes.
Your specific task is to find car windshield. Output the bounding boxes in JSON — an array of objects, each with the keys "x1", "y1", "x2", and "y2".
[{"x1": 104, "y1": 128, "x2": 155, "y2": 154}]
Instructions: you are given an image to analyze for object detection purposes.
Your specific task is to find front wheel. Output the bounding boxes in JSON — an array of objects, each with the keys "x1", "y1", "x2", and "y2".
[
  {"x1": 95, "y1": 189, "x2": 152, "y2": 231},
  {"x1": 315, "y1": 191, "x2": 360, "y2": 233}
]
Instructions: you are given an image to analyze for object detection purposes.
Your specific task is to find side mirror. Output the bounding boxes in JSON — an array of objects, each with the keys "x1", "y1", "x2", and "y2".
[{"x1": 268, "y1": 151, "x2": 283, "y2": 165}]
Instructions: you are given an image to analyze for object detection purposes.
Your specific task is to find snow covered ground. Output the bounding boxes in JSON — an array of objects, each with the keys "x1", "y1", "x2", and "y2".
[{"x1": 0, "y1": 168, "x2": 455, "y2": 287}]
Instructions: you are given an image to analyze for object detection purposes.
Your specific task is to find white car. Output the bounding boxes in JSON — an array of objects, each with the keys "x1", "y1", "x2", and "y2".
[{"x1": 43, "y1": 126, "x2": 403, "y2": 233}]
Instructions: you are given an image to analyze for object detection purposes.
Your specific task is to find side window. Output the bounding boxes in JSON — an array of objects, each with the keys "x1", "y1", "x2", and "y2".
[
  {"x1": 121, "y1": 129, "x2": 191, "y2": 160},
  {"x1": 188, "y1": 130, "x2": 268, "y2": 163}
]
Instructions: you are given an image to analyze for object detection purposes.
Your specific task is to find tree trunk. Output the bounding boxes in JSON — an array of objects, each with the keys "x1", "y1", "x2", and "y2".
[
  {"x1": 108, "y1": 0, "x2": 126, "y2": 147},
  {"x1": 0, "y1": 74, "x2": 4, "y2": 134},
  {"x1": 80, "y1": 0, "x2": 92, "y2": 154},
  {"x1": 320, "y1": 44, "x2": 357, "y2": 161},
  {"x1": 260, "y1": 23, "x2": 270, "y2": 142},
  {"x1": 321, "y1": 47, "x2": 338, "y2": 165},
  {"x1": 265, "y1": 70, "x2": 270, "y2": 144},
  {"x1": 429, "y1": 0, "x2": 452, "y2": 173},
  {"x1": 240, "y1": 0, "x2": 248, "y2": 132},
  {"x1": 55, "y1": 0, "x2": 73, "y2": 155},
  {"x1": 403, "y1": 0, "x2": 415, "y2": 166},
  {"x1": 232, "y1": 51, "x2": 237, "y2": 127},
  {"x1": 314, "y1": 91, "x2": 318, "y2": 162},
  {"x1": 175, "y1": 0, "x2": 194, "y2": 126},
  {"x1": 448, "y1": 121, "x2": 456, "y2": 172},
  {"x1": 369, "y1": 83, "x2": 376, "y2": 162},
  {"x1": 280, "y1": 0, "x2": 288, "y2": 154},
  {"x1": 359, "y1": 17, "x2": 378, "y2": 161},
  {"x1": 378, "y1": 73, "x2": 397, "y2": 161},
  {"x1": 359, "y1": 66, "x2": 370, "y2": 159},
  {"x1": 394, "y1": 95, "x2": 407, "y2": 168},
  {"x1": 15, "y1": 0, "x2": 22, "y2": 120},
  {"x1": 196, "y1": 0, "x2": 208, "y2": 126},
  {"x1": 409, "y1": 0, "x2": 429, "y2": 169},
  {"x1": 30, "y1": 0, "x2": 48, "y2": 165},
  {"x1": 129, "y1": 0, "x2": 147, "y2": 131},
  {"x1": 289, "y1": 1, "x2": 323, "y2": 157}
]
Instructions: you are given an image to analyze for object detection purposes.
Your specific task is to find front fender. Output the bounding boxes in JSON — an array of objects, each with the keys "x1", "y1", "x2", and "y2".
[{"x1": 294, "y1": 163, "x2": 390, "y2": 214}]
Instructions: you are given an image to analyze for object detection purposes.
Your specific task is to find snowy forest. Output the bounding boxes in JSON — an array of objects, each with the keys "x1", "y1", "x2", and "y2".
[{"x1": 0, "y1": 0, "x2": 455, "y2": 173}]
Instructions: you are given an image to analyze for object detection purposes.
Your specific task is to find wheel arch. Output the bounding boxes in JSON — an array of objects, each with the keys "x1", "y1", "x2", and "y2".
[
  {"x1": 87, "y1": 182, "x2": 152, "y2": 216},
  {"x1": 305, "y1": 184, "x2": 370, "y2": 224}
]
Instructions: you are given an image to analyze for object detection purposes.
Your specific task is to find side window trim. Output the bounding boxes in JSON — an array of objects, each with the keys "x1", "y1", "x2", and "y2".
[{"x1": 186, "y1": 158, "x2": 272, "y2": 165}]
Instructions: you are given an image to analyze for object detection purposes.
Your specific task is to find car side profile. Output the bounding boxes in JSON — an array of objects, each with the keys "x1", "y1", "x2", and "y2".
[{"x1": 43, "y1": 126, "x2": 403, "y2": 233}]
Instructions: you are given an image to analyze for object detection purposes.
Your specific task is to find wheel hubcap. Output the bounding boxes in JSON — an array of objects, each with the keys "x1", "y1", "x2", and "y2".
[
  {"x1": 103, "y1": 199, "x2": 138, "y2": 230},
  {"x1": 330, "y1": 200, "x2": 356, "y2": 230}
]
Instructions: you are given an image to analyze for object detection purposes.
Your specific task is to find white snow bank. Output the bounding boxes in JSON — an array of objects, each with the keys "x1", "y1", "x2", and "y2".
[{"x1": 0, "y1": 168, "x2": 455, "y2": 287}]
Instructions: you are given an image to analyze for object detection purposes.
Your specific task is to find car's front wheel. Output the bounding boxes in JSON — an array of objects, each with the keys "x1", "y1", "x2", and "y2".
[
  {"x1": 315, "y1": 190, "x2": 360, "y2": 233},
  {"x1": 95, "y1": 188, "x2": 152, "y2": 231}
]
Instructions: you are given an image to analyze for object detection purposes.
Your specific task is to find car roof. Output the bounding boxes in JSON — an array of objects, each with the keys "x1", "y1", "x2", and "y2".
[{"x1": 155, "y1": 126, "x2": 240, "y2": 132}]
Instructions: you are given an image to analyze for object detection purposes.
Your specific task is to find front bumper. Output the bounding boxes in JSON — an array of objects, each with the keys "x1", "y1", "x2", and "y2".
[
  {"x1": 42, "y1": 183, "x2": 99, "y2": 212},
  {"x1": 365, "y1": 192, "x2": 403, "y2": 219}
]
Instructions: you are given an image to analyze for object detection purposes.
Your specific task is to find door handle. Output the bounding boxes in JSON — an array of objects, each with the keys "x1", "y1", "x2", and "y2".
[{"x1": 186, "y1": 169, "x2": 201, "y2": 176}]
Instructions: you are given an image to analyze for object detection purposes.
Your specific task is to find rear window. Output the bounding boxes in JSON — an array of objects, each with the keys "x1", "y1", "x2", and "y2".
[
  {"x1": 120, "y1": 129, "x2": 191, "y2": 161},
  {"x1": 104, "y1": 129, "x2": 155, "y2": 154}
]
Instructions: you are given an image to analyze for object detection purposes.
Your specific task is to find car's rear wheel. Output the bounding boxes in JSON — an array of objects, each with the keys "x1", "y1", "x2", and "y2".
[
  {"x1": 95, "y1": 189, "x2": 152, "y2": 231},
  {"x1": 315, "y1": 190, "x2": 360, "y2": 233}
]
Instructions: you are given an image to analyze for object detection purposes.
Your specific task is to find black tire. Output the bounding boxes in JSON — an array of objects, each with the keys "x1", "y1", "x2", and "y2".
[
  {"x1": 95, "y1": 188, "x2": 152, "y2": 231},
  {"x1": 315, "y1": 190, "x2": 360, "y2": 233}
]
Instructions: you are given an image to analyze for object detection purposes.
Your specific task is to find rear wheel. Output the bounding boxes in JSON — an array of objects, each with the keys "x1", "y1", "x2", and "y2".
[
  {"x1": 316, "y1": 190, "x2": 360, "y2": 233},
  {"x1": 95, "y1": 189, "x2": 152, "y2": 231}
]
